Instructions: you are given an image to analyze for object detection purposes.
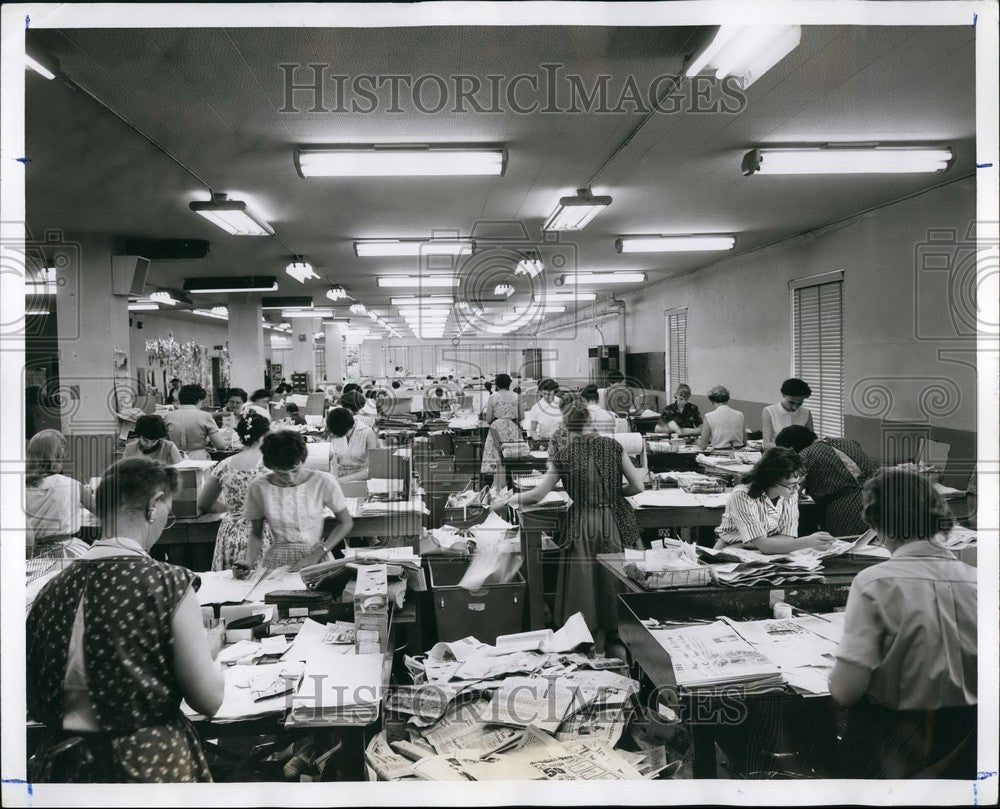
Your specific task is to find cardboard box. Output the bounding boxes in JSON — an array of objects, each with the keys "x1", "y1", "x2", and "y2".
[
  {"x1": 354, "y1": 564, "x2": 388, "y2": 651},
  {"x1": 170, "y1": 459, "x2": 216, "y2": 518}
]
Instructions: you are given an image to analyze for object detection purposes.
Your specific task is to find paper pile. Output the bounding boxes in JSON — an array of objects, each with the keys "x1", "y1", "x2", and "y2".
[
  {"x1": 697, "y1": 545, "x2": 826, "y2": 587},
  {"x1": 650, "y1": 621, "x2": 784, "y2": 695},
  {"x1": 665, "y1": 471, "x2": 727, "y2": 494}
]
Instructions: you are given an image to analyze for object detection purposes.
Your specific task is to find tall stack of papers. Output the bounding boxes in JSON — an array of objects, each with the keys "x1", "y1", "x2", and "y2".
[
  {"x1": 697, "y1": 545, "x2": 826, "y2": 586},
  {"x1": 650, "y1": 621, "x2": 784, "y2": 694}
]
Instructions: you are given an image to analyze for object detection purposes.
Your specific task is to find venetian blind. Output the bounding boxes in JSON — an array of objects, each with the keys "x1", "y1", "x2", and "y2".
[
  {"x1": 665, "y1": 308, "x2": 688, "y2": 393},
  {"x1": 792, "y1": 279, "x2": 843, "y2": 437}
]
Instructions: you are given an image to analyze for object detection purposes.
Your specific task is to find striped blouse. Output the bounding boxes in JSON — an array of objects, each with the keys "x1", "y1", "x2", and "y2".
[{"x1": 715, "y1": 484, "x2": 799, "y2": 548}]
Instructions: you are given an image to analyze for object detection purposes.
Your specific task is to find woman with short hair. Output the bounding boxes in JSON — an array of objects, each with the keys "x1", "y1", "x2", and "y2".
[
  {"x1": 122, "y1": 415, "x2": 182, "y2": 465},
  {"x1": 25, "y1": 429, "x2": 96, "y2": 557},
  {"x1": 697, "y1": 385, "x2": 746, "y2": 450},
  {"x1": 326, "y1": 406, "x2": 380, "y2": 482},
  {"x1": 197, "y1": 413, "x2": 274, "y2": 571},
  {"x1": 830, "y1": 470, "x2": 976, "y2": 778},
  {"x1": 480, "y1": 373, "x2": 523, "y2": 487},
  {"x1": 655, "y1": 384, "x2": 702, "y2": 436},
  {"x1": 26, "y1": 457, "x2": 223, "y2": 782},
  {"x1": 164, "y1": 384, "x2": 226, "y2": 460},
  {"x1": 762, "y1": 378, "x2": 815, "y2": 448}
]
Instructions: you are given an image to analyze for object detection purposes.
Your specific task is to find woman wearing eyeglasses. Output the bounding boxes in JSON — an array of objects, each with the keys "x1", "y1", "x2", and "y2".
[
  {"x1": 715, "y1": 447, "x2": 836, "y2": 552},
  {"x1": 26, "y1": 457, "x2": 223, "y2": 782}
]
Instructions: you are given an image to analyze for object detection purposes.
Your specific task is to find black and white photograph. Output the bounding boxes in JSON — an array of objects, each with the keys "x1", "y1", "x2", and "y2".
[{"x1": 1, "y1": 1, "x2": 997, "y2": 805}]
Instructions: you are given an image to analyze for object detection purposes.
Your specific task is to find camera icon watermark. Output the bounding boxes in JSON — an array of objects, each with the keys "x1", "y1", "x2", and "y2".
[
  {"x1": 0, "y1": 226, "x2": 82, "y2": 343},
  {"x1": 913, "y1": 222, "x2": 999, "y2": 342}
]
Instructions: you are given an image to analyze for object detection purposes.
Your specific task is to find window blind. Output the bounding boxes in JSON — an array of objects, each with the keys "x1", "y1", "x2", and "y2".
[
  {"x1": 665, "y1": 309, "x2": 688, "y2": 393},
  {"x1": 792, "y1": 280, "x2": 843, "y2": 437}
]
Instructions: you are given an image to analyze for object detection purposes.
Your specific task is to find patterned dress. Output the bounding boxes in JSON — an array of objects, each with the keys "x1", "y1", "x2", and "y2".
[
  {"x1": 552, "y1": 434, "x2": 642, "y2": 635},
  {"x1": 210, "y1": 455, "x2": 273, "y2": 571},
  {"x1": 800, "y1": 437, "x2": 878, "y2": 536},
  {"x1": 26, "y1": 555, "x2": 212, "y2": 782},
  {"x1": 480, "y1": 391, "x2": 522, "y2": 475}
]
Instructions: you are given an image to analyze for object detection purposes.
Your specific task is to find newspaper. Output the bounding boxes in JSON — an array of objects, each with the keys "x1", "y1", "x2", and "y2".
[
  {"x1": 554, "y1": 705, "x2": 629, "y2": 746},
  {"x1": 494, "y1": 612, "x2": 594, "y2": 655},
  {"x1": 365, "y1": 732, "x2": 418, "y2": 781},
  {"x1": 484, "y1": 676, "x2": 579, "y2": 733},
  {"x1": 419, "y1": 698, "x2": 523, "y2": 756}
]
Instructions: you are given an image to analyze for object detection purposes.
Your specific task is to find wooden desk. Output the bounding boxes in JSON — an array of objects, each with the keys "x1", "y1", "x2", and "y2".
[
  {"x1": 157, "y1": 502, "x2": 424, "y2": 572},
  {"x1": 617, "y1": 585, "x2": 851, "y2": 778}
]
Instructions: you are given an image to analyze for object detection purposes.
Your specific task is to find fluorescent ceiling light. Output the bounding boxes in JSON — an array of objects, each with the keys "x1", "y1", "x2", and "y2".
[
  {"x1": 25, "y1": 309, "x2": 51, "y2": 316},
  {"x1": 687, "y1": 25, "x2": 801, "y2": 90},
  {"x1": 349, "y1": 303, "x2": 367, "y2": 314},
  {"x1": 296, "y1": 145, "x2": 506, "y2": 177},
  {"x1": 390, "y1": 296, "x2": 455, "y2": 306},
  {"x1": 513, "y1": 305, "x2": 567, "y2": 315},
  {"x1": 533, "y1": 293, "x2": 597, "y2": 302},
  {"x1": 377, "y1": 275, "x2": 459, "y2": 288},
  {"x1": 494, "y1": 284, "x2": 514, "y2": 298},
  {"x1": 741, "y1": 146, "x2": 954, "y2": 175},
  {"x1": 282, "y1": 307, "x2": 333, "y2": 318},
  {"x1": 561, "y1": 272, "x2": 647, "y2": 285},
  {"x1": 185, "y1": 276, "x2": 278, "y2": 294},
  {"x1": 192, "y1": 308, "x2": 229, "y2": 320},
  {"x1": 25, "y1": 54, "x2": 57, "y2": 80},
  {"x1": 615, "y1": 235, "x2": 735, "y2": 253},
  {"x1": 128, "y1": 303, "x2": 159, "y2": 312},
  {"x1": 285, "y1": 261, "x2": 319, "y2": 283},
  {"x1": 25, "y1": 267, "x2": 57, "y2": 296},
  {"x1": 326, "y1": 285, "x2": 350, "y2": 301},
  {"x1": 543, "y1": 189, "x2": 613, "y2": 231},
  {"x1": 357, "y1": 240, "x2": 473, "y2": 258},
  {"x1": 189, "y1": 193, "x2": 274, "y2": 236},
  {"x1": 211, "y1": 306, "x2": 229, "y2": 317}
]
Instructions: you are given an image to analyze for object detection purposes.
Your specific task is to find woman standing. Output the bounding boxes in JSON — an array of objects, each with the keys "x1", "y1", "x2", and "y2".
[
  {"x1": 197, "y1": 413, "x2": 274, "y2": 571},
  {"x1": 25, "y1": 429, "x2": 96, "y2": 557},
  {"x1": 163, "y1": 384, "x2": 227, "y2": 460},
  {"x1": 326, "y1": 406, "x2": 380, "y2": 482},
  {"x1": 775, "y1": 425, "x2": 878, "y2": 536},
  {"x1": 715, "y1": 447, "x2": 836, "y2": 552},
  {"x1": 480, "y1": 373, "x2": 523, "y2": 488},
  {"x1": 698, "y1": 385, "x2": 746, "y2": 450},
  {"x1": 26, "y1": 457, "x2": 223, "y2": 782},
  {"x1": 241, "y1": 430, "x2": 354, "y2": 573},
  {"x1": 761, "y1": 378, "x2": 815, "y2": 448},
  {"x1": 495, "y1": 401, "x2": 644, "y2": 649}
]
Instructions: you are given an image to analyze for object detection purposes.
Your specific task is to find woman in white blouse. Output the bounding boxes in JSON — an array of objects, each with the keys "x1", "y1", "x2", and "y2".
[
  {"x1": 326, "y1": 406, "x2": 380, "y2": 482},
  {"x1": 25, "y1": 430, "x2": 95, "y2": 556},
  {"x1": 715, "y1": 447, "x2": 836, "y2": 553}
]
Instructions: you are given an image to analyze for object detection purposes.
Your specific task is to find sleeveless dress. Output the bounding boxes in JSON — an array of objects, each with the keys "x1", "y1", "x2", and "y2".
[
  {"x1": 26, "y1": 556, "x2": 212, "y2": 782},
  {"x1": 552, "y1": 434, "x2": 642, "y2": 635},
  {"x1": 210, "y1": 455, "x2": 273, "y2": 571}
]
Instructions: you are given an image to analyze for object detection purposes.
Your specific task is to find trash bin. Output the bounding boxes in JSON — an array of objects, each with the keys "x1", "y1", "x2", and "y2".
[{"x1": 428, "y1": 558, "x2": 525, "y2": 644}]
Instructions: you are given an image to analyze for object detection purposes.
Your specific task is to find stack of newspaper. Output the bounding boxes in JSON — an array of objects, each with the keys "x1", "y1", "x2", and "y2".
[
  {"x1": 649, "y1": 620, "x2": 784, "y2": 695},
  {"x1": 696, "y1": 545, "x2": 826, "y2": 586}
]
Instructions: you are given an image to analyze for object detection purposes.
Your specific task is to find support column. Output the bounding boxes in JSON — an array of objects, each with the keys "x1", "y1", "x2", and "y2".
[
  {"x1": 55, "y1": 233, "x2": 131, "y2": 480},
  {"x1": 323, "y1": 322, "x2": 344, "y2": 384},
  {"x1": 290, "y1": 319, "x2": 316, "y2": 389},
  {"x1": 227, "y1": 293, "x2": 265, "y2": 393}
]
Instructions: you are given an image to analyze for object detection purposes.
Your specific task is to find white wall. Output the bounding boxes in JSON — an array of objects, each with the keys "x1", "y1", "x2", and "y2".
[{"x1": 620, "y1": 177, "x2": 977, "y2": 432}]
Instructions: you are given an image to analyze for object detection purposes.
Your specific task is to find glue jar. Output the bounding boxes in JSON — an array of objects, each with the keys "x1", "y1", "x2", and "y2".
[{"x1": 773, "y1": 602, "x2": 793, "y2": 620}]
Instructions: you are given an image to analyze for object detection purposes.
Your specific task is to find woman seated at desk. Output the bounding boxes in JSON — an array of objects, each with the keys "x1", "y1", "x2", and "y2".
[
  {"x1": 340, "y1": 389, "x2": 375, "y2": 431},
  {"x1": 240, "y1": 430, "x2": 354, "y2": 574},
  {"x1": 494, "y1": 400, "x2": 644, "y2": 653},
  {"x1": 326, "y1": 406, "x2": 380, "y2": 482},
  {"x1": 27, "y1": 457, "x2": 223, "y2": 782},
  {"x1": 197, "y1": 413, "x2": 273, "y2": 571},
  {"x1": 655, "y1": 383, "x2": 703, "y2": 436},
  {"x1": 697, "y1": 385, "x2": 746, "y2": 450},
  {"x1": 25, "y1": 429, "x2": 96, "y2": 558},
  {"x1": 829, "y1": 469, "x2": 976, "y2": 779},
  {"x1": 122, "y1": 414, "x2": 183, "y2": 465},
  {"x1": 775, "y1": 425, "x2": 877, "y2": 536},
  {"x1": 715, "y1": 447, "x2": 835, "y2": 552},
  {"x1": 164, "y1": 384, "x2": 228, "y2": 460}
]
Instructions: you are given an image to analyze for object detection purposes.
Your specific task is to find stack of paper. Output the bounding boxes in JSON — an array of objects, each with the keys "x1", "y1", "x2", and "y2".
[
  {"x1": 290, "y1": 652, "x2": 384, "y2": 724},
  {"x1": 697, "y1": 545, "x2": 825, "y2": 587},
  {"x1": 182, "y1": 661, "x2": 305, "y2": 722},
  {"x1": 650, "y1": 621, "x2": 784, "y2": 694},
  {"x1": 195, "y1": 568, "x2": 267, "y2": 605}
]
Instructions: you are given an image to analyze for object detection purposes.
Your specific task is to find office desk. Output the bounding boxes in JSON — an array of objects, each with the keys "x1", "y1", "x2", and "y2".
[
  {"x1": 617, "y1": 585, "x2": 851, "y2": 778},
  {"x1": 157, "y1": 501, "x2": 424, "y2": 572},
  {"x1": 518, "y1": 497, "x2": 819, "y2": 631}
]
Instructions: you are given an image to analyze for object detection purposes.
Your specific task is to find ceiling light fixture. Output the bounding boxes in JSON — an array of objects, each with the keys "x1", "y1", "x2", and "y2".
[
  {"x1": 185, "y1": 276, "x2": 278, "y2": 294},
  {"x1": 285, "y1": 259, "x2": 319, "y2": 283},
  {"x1": 686, "y1": 25, "x2": 801, "y2": 90},
  {"x1": 189, "y1": 193, "x2": 274, "y2": 236},
  {"x1": 494, "y1": 284, "x2": 515, "y2": 298},
  {"x1": 295, "y1": 145, "x2": 506, "y2": 177},
  {"x1": 128, "y1": 303, "x2": 159, "y2": 312},
  {"x1": 377, "y1": 275, "x2": 459, "y2": 288},
  {"x1": 282, "y1": 307, "x2": 333, "y2": 318},
  {"x1": 326, "y1": 285, "x2": 350, "y2": 302},
  {"x1": 390, "y1": 296, "x2": 455, "y2": 306},
  {"x1": 350, "y1": 303, "x2": 367, "y2": 315},
  {"x1": 543, "y1": 188, "x2": 613, "y2": 231},
  {"x1": 615, "y1": 235, "x2": 735, "y2": 253},
  {"x1": 533, "y1": 292, "x2": 597, "y2": 303},
  {"x1": 149, "y1": 290, "x2": 180, "y2": 306},
  {"x1": 192, "y1": 307, "x2": 229, "y2": 320},
  {"x1": 356, "y1": 239, "x2": 473, "y2": 257},
  {"x1": 25, "y1": 51, "x2": 57, "y2": 80},
  {"x1": 25, "y1": 266, "x2": 57, "y2": 296},
  {"x1": 741, "y1": 145, "x2": 954, "y2": 175},
  {"x1": 559, "y1": 272, "x2": 647, "y2": 285},
  {"x1": 515, "y1": 253, "x2": 544, "y2": 278}
]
